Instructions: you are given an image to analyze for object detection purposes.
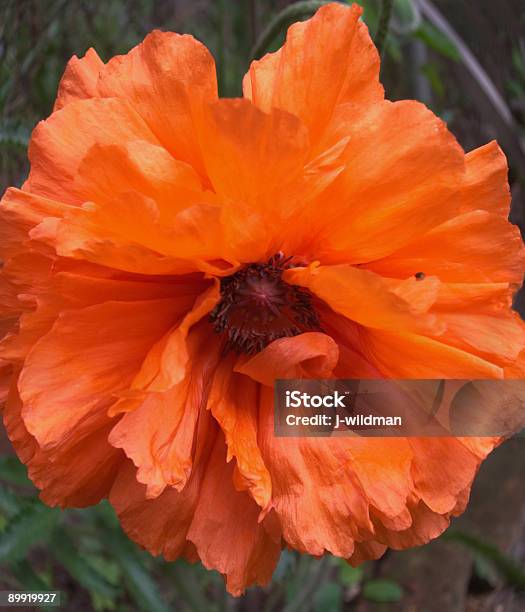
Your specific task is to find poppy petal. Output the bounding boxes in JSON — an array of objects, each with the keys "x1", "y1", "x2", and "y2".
[
  {"x1": 199, "y1": 98, "x2": 309, "y2": 261},
  {"x1": 284, "y1": 264, "x2": 443, "y2": 335},
  {"x1": 97, "y1": 30, "x2": 218, "y2": 177},
  {"x1": 461, "y1": 140, "x2": 510, "y2": 216},
  {"x1": 235, "y1": 332, "x2": 339, "y2": 386},
  {"x1": 304, "y1": 100, "x2": 464, "y2": 263},
  {"x1": 46, "y1": 193, "x2": 225, "y2": 275},
  {"x1": 258, "y1": 385, "x2": 373, "y2": 557},
  {"x1": 366, "y1": 210, "x2": 525, "y2": 283},
  {"x1": 25, "y1": 98, "x2": 158, "y2": 205},
  {"x1": 74, "y1": 139, "x2": 205, "y2": 208},
  {"x1": 54, "y1": 48, "x2": 104, "y2": 111},
  {"x1": 187, "y1": 434, "x2": 281, "y2": 596},
  {"x1": 19, "y1": 298, "x2": 187, "y2": 449},
  {"x1": 360, "y1": 328, "x2": 503, "y2": 378},
  {"x1": 109, "y1": 408, "x2": 217, "y2": 559},
  {"x1": 409, "y1": 438, "x2": 480, "y2": 514},
  {"x1": 108, "y1": 324, "x2": 222, "y2": 497},
  {"x1": 243, "y1": 2, "x2": 383, "y2": 144},
  {"x1": 4, "y1": 378, "x2": 121, "y2": 507},
  {"x1": 131, "y1": 284, "x2": 220, "y2": 393},
  {"x1": 207, "y1": 354, "x2": 272, "y2": 509}
]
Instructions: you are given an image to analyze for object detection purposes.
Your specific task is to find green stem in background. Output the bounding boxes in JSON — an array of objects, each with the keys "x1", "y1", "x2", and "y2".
[
  {"x1": 375, "y1": 0, "x2": 394, "y2": 57},
  {"x1": 281, "y1": 555, "x2": 333, "y2": 612},
  {"x1": 217, "y1": 0, "x2": 227, "y2": 97},
  {"x1": 443, "y1": 530, "x2": 525, "y2": 591},
  {"x1": 250, "y1": 0, "x2": 330, "y2": 60},
  {"x1": 170, "y1": 563, "x2": 217, "y2": 612}
]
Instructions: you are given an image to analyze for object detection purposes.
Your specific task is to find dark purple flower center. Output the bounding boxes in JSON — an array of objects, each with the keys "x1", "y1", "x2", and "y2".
[{"x1": 209, "y1": 253, "x2": 321, "y2": 354}]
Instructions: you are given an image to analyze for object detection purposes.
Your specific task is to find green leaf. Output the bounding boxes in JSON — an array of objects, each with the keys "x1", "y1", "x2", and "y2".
[
  {"x1": 85, "y1": 555, "x2": 122, "y2": 586},
  {"x1": 415, "y1": 21, "x2": 460, "y2": 61},
  {"x1": 363, "y1": 578, "x2": 404, "y2": 603},
  {"x1": 101, "y1": 531, "x2": 172, "y2": 612},
  {"x1": 0, "y1": 502, "x2": 58, "y2": 563},
  {"x1": 421, "y1": 63, "x2": 445, "y2": 97},
  {"x1": 391, "y1": 0, "x2": 421, "y2": 35},
  {"x1": 9, "y1": 559, "x2": 50, "y2": 591},
  {"x1": 472, "y1": 553, "x2": 500, "y2": 588},
  {"x1": 339, "y1": 562, "x2": 363, "y2": 586},
  {"x1": 443, "y1": 530, "x2": 525, "y2": 591},
  {"x1": 313, "y1": 582, "x2": 342, "y2": 612},
  {"x1": 91, "y1": 591, "x2": 118, "y2": 612},
  {"x1": 0, "y1": 456, "x2": 33, "y2": 488},
  {"x1": 51, "y1": 530, "x2": 119, "y2": 601},
  {"x1": 0, "y1": 485, "x2": 22, "y2": 518}
]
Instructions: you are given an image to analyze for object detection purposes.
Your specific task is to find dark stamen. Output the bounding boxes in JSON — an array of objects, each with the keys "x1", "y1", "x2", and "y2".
[{"x1": 209, "y1": 253, "x2": 321, "y2": 355}]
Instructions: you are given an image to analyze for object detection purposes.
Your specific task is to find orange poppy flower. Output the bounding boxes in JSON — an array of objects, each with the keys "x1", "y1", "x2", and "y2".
[{"x1": 1, "y1": 2, "x2": 524, "y2": 595}]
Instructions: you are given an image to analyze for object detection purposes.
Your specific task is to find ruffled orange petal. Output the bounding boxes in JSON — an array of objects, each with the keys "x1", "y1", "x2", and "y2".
[
  {"x1": 0, "y1": 188, "x2": 68, "y2": 259},
  {"x1": 258, "y1": 385, "x2": 373, "y2": 557},
  {"x1": 366, "y1": 139, "x2": 523, "y2": 282},
  {"x1": 409, "y1": 438, "x2": 480, "y2": 514},
  {"x1": 108, "y1": 324, "x2": 223, "y2": 497},
  {"x1": 434, "y1": 311, "x2": 525, "y2": 365},
  {"x1": 367, "y1": 210, "x2": 525, "y2": 283},
  {"x1": 198, "y1": 98, "x2": 309, "y2": 261},
  {"x1": 235, "y1": 331, "x2": 339, "y2": 386},
  {"x1": 25, "y1": 98, "x2": 157, "y2": 204},
  {"x1": 320, "y1": 307, "x2": 383, "y2": 378},
  {"x1": 129, "y1": 284, "x2": 219, "y2": 393},
  {"x1": 4, "y1": 378, "x2": 121, "y2": 507},
  {"x1": 54, "y1": 48, "x2": 104, "y2": 111},
  {"x1": 505, "y1": 347, "x2": 525, "y2": 378},
  {"x1": 297, "y1": 100, "x2": 464, "y2": 263},
  {"x1": 186, "y1": 435, "x2": 281, "y2": 595},
  {"x1": 0, "y1": 264, "x2": 202, "y2": 364},
  {"x1": 110, "y1": 459, "x2": 199, "y2": 560},
  {"x1": 109, "y1": 407, "x2": 217, "y2": 560},
  {"x1": 346, "y1": 541, "x2": 387, "y2": 566},
  {"x1": 284, "y1": 264, "x2": 442, "y2": 335},
  {"x1": 373, "y1": 497, "x2": 452, "y2": 550},
  {"x1": 234, "y1": 334, "x2": 375, "y2": 556},
  {"x1": 74, "y1": 139, "x2": 205, "y2": 209},
  {"x1": 243, "y1": 2, "x2": 383, "y2": 145},
  {"x1": 359, "y1": 327, "x2": 503, "y2": 378},
  {"x1": 346, "y1": 438, "x2": 413, "y2": 521},
  {"x1": 97, "y1": 31, "x2": 218, "y2": 178},
  {"x1": 461, "y1": 140, "x2": 510, "y2": 216},
  {"x1": 19, "y1": 298, "x2": 189, "y2": 449},
  {"x1": 40, "y1": 193, "x2": 224, "y2": 275},
  {"x1": 111, "y1": 422, "x2": 280, "y2": 596},
  {"x1": 207, "y1": 353, "x2": 272, "y2": 509},
  {"x1": 424, "y1": 281, "x2": 525, "y2": 365}
]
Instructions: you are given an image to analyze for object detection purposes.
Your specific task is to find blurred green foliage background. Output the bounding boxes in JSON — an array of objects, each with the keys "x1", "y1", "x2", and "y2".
[{"x1": 1, "y1": 1, "x2": 525, "y2": 610}]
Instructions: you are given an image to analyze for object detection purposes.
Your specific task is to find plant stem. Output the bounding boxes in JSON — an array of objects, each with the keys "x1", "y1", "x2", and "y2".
[
  {"x1": 282, "y1": 555, "x2": 333, "y2": 612},
  {"x1": 375, "y1": 0, "x2": 394, "y2": 57},
  {"x1": 443, "y1": 530, "x2": 525, "y2": 591},
  {"x1": 250, "y1": 0, "x2": 330, "y2": 60},
  {"x1": 217, "y1": 0, "x2": 226, "y2": 96},
  {"x1": 171, "y1": 562, "x2": 217, "y2": 612}
]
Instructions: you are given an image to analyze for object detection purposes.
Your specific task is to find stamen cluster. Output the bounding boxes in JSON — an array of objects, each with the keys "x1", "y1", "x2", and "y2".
[{"x1": 210, "y1": 253, "x2": 321, "y2": 354}]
